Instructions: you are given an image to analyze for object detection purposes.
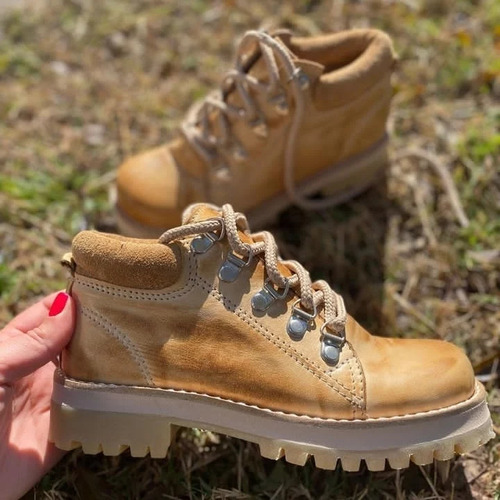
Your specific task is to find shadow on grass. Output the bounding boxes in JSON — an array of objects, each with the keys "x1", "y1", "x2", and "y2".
[{"x1": 274, "y1": 173, "x2": 390, "y2": 336}]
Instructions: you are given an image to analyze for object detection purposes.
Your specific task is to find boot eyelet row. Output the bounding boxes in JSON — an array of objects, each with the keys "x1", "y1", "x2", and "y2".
[{"x1": 192, "y1": 224, "x2": 344, "y2": 367}]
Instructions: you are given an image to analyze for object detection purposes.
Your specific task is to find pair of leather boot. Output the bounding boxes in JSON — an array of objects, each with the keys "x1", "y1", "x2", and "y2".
[{"x1": 49, "y1": 29, "x2": 493, "y2": 471}]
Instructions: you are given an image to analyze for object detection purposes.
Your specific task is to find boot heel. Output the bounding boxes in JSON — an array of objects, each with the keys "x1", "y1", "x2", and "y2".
[{"x1": 49, "y1": 401, "x2": 178, "y2": 458}]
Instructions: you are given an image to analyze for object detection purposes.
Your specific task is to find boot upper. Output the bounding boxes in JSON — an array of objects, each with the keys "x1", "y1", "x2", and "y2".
[
  {"x1": 117, "y1": 29, "x2": 396, "y2": 229},
  {"x1": 63, "y1": 204, "x2": 476, "y2": 420}
]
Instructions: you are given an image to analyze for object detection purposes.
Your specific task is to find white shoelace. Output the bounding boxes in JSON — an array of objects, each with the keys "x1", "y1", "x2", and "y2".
[
  {"x1": 180, "y1": 30, "x2": 334, "y2": 210},
  {"x1": 159, "y1": 204, "x2": 347, "y2": 343}
]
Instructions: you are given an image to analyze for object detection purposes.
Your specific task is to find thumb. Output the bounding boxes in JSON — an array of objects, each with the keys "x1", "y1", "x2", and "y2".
[{"x1": 0, "y1": 292, "x2": 75, "y2": 385}]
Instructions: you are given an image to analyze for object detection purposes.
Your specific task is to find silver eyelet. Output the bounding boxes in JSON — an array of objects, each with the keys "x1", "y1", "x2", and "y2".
[
  {"x1": 218, "y1": 248, "x2": 253, "y2": 283},
  {"x1": 297, "y1": 71, "x2": 309, "y2": 90},
  {"x1": 190, "y1": 218, "x2": 225, "y2": 254},
  {"x1": 249, "y1": 117, "x2": 268, "y2": 138},
  {"x1": 268, "y1": 93, "x2": 289, "y2": 115},
  {"x1": 213, "y1": 163, "x2": 231, "y2": 182},
  {"x1": 288, "y1": 69, "x2": 309, "y2": 90},
  {"x1": 286, "y1": 299, "x2": 317, "y2": 341},
  {"x1": 251, "y1": 278, "x2": 290, "y2": 312},
  {"x1": 319, "y1": 325, "x2": 345, "y2": 366},
  {"x1": 232, "y1": 143, "x2": 248, "y2": 162}
]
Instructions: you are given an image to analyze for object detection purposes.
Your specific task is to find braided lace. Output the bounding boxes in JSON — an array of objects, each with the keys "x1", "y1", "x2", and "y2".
[
  {"x1": 180, "y1": 30, "x2": 339, "y2": 210},
  {"x1": 159, "y1": 204, "x2": 347, "y2": 356}
]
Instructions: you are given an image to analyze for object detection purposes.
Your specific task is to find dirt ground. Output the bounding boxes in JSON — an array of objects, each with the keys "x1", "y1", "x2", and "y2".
[{"x1": 0, "y1": 1, "x2": 498, "y2": 498}]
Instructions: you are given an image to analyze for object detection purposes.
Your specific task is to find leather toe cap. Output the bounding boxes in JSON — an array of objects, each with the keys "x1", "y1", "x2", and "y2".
[
  {"x1": 117, "y1": 145, "x2": 183, "y2": 229},
  {"x1": 347, "y1": 319, "x2": 476, "y2": 418}
]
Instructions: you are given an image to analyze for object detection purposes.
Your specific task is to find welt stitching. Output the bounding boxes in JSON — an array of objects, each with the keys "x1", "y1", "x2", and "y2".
[
  {"x1": 67, "y1": 377, "x2": 482, "y2": 421},
  {"x1": 197, "y1": 277, "x2": 361, "y2": 408},
  {"x1": 80, "y1": 305, "x2": 154, "y2": 387}
]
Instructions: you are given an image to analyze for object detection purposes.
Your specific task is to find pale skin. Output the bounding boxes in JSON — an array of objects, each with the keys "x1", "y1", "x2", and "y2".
[{"x1": 0, "y1": 292, "x2": 75, "y2": 500}]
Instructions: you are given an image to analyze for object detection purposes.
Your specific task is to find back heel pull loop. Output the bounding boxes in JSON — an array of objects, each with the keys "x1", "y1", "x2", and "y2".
[{"x1": 61, "y1": 252, "x2": 76, "y2": 275}]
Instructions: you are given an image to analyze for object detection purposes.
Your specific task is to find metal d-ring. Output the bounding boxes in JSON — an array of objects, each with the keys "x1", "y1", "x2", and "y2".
[
  {"x1": 190, "y1": 218, "x2": 225, "y2": 254},
  {"x1": 251, "y1": 277, "x2": 290, "y2": 312},
  {"x1": 319, "y1": 323, "x2": 346, "y2": 366},
  {"x1": 218, "y1": 246, "x2": 254, "y2": 283},
  {"x1": 286, "y1": 299, "x2": 317, "y2": 341},
  {"x1": 268, "y1": 86, "x2": 289, "y2": 115}
]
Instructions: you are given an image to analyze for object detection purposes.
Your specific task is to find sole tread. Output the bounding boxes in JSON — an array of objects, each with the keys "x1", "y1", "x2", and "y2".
[
  {"x1": 52, "y1": 428, "x2": 495, "y2": 472},
  {"x1": 49, "y1": 385, "x2": 495, "y2": 472}
]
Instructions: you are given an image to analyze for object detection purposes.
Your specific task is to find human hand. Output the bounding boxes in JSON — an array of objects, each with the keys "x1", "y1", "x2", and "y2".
[{"x1": 0, "y1": 292, "x2": 74, "y2": 500}]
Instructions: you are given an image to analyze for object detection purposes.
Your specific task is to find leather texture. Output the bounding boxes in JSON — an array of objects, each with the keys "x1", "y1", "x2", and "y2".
[
  {"x1": 63, "y1": 206, "x2": 476, "y2": 420},
  {"x1": 116, "y1": 29, "x2": 396, "y2": 231}
]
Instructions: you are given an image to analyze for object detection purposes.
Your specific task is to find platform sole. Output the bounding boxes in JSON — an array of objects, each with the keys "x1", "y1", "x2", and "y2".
[{"x1": 49, "y1": 372, "x2": 494, "y2": 471}]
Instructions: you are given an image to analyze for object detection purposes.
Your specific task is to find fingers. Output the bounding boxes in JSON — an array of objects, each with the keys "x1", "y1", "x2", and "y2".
[
  {"x1": 0, "y1": 292, "x2": 75, "y2": 385},
  {"x1": 3, "y1": 291, "x2": 62, "y2": 334}
]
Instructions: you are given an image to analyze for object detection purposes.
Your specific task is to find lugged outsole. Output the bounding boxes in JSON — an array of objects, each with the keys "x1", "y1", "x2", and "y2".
[{"x1": 50, "y1": 400, "x2": 495, "y2": 472}]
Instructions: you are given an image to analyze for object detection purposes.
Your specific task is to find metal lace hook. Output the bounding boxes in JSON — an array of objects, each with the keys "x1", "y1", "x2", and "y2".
[{"x1": 190, "y1": 217, "x2": 225, "y2": 254}]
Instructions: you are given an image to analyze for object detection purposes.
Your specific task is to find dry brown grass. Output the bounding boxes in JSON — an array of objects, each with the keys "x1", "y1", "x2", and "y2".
[{"x1": 1, "y1": 0, "x2": 499, "y2": 498}]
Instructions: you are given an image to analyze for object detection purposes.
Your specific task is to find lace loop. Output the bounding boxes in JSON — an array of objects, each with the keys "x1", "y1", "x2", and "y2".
[
  {"x1": 181, "y1": 31, "x2": 289, "y2": 163},
  {"x1": 180, "y1": 30, "x2": 351, "y2": 211}
]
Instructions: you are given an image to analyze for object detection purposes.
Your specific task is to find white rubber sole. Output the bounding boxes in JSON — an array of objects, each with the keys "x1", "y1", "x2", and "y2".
[
  {"x1": 49, "y1": 372, "x2": 494, "y2": 471},
  {"x1": 114, "y1": 136, "x2": 389, "y2": 238}
]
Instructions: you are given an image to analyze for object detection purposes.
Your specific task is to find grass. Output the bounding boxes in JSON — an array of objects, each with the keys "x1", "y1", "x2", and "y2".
[{"x1": 0, "y1": 0, "x2": 499, "y2": 498}]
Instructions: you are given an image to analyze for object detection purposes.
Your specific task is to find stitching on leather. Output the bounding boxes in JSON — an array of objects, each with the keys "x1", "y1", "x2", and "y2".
[
  {"x1": 324, "y1": 356, "x2": 352, "y2": 373},
  {"x1": 325, "y1": 350, "x2": 360, "y2": 417},
  {"x1": 74, "y1": 247, "x2": 196, "y2": 301},
  {"x1": 204, "y1": 283, "x2": 362, "y2": 408},
  {"x1": 324, "y1": 345, "x2": 359, "y2": 417},
  {"x1": 80, "y1": 305, "x2": 155, "y2": 387},
  {"x1": 325, "y1": 341, "x2": 367, "y2": 418},
  {"x1": 345, "y1": 340, "x2": 367, "y2": 417},
  {"x1": 73, "y1": 243, "x2": 364, "y2": 409},
  {"x1": 351, "y1": 346, "x2": 366, "y2": 416},
  {"x1": 214, "y1": 288, "x2": 361, "y2": 407},
  {"x1": 62, "y1": 377, "x2": 483, "y2": 422},
  {"x1": 197, "y1": 278, "x2": 362, "y2": 408},
  {"x1": 344, "y1": 352, "x2": 360, "y2": 418},
  {"x1": 184, "y1": 239, "x2": 362, "y2": 407}
]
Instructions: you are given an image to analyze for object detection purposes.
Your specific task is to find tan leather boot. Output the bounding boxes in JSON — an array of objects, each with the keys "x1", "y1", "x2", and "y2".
[
  {"x1": 50, "y1": 203, "x2": 493, "y2": 471},
  {"x1": 116, "y1": 29, "x2": 396, "y2": 237}
]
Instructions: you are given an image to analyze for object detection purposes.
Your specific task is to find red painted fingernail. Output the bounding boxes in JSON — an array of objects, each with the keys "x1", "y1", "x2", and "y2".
[{"x1": 49, "y1": 292, "x2": 69, "y2": 317}]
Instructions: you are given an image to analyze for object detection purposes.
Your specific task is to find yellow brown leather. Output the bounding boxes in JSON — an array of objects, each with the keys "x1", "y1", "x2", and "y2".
[
  {"x1": 116, "y1": 29, "x2": 396, "y2": 230},
  {"x1": 63, "y1": 214, "x2": 476, "y2": 420},
  {"x1": 71, "y1": 231, "x2": 182, "y2": 290}
]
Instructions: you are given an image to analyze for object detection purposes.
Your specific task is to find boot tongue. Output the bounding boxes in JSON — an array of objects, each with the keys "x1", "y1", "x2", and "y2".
[
  {"x1": 181, "y1": 203, "x2": 292, "y2": 278},
  {"x1": 181, "y1": 203, "x2": 222, "y2": 225}
]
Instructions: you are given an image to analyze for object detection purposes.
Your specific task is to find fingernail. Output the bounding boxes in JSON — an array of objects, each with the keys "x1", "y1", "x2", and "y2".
[{"x1": 49, "y1": 292, "x2": 69, "y2": 317}]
